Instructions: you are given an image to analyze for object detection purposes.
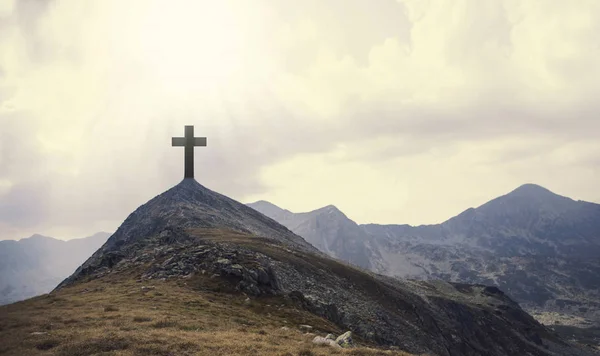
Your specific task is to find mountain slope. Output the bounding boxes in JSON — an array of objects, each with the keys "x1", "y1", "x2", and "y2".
[
  {"x1": 247, "y1": 202, "x2": 378, "y2": 269},
  {"x1": 0, "y1": 232, "x2": 111, "y2": 305},
  {"x1": 438, "y1": 184, "x2": 600, "y2": 257},
  {"x1": 250, "y1": 184, "x2": 600, "y2": 331},
  {"x1": 47, "y1": 179, "x2": 596, "y2": 356}
]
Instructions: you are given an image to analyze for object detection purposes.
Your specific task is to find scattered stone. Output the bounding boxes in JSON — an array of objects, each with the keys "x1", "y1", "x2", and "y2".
[
  {"x1": 244, "y1": 297, "x2": 251, "y2": 305},
  {"x1": 216, "y1": 258, "x2": 231, "y2": 265},
  {"x1": 299, "y1": 324, "x2": 313, "y2": 332},
  {"x1": 325, "y1": 334, "x2": 336, "y2": 340},
  {"x1": 30, "y1": 332, "x2": 48, "y2": 336},
  {"x1": 141, "y1": 286, "x2": 155, "y2": 291},
  {"x1": 313, "y1": 336, "x2": 342, "y2": 348},
  {"x1": 336, "y1": 331, "x2": 354, "y2": 348},
  {"x1": 280, "y1": 326, "x2": 290, "y2": 331}
]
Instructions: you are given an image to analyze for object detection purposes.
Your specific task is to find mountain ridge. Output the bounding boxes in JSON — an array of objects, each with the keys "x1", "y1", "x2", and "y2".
[
  {"x1": 248, "y1": 183, "x2": 600, "y2": 336},
  {"x1": 0, "y1": 231, "x2": 111, "y2": 305},
  {"x1": 49, "y1": 179, "x2": 594, "y2": 356}
]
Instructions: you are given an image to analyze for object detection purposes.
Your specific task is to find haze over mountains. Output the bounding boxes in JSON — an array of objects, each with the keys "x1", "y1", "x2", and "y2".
[
  {"x1": 0, "y1": 232, "x2": 111, "y2": 305},
  {"x1": 248, "y1": 184, "x2": 600, "y2": 326}
]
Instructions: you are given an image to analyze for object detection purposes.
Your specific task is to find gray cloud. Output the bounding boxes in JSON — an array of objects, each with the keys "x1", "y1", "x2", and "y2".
[{"x1": 0, "y1": 0, "x2": 599, "y2": 238}]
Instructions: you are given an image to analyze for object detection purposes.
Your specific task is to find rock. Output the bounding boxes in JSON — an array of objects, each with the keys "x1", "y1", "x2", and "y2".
[
  {"x1": 161, "y1": 257, "x2": 174, "y2": 267},
  {"x1": 257, "y1": 268, "x2": 270, "y2": 284},
  {"x1": 226, "y1": 264, "x2": 244, "y2": 277},
  {"x1": 336, "y1": 331, "x2": 354, "y2": 348},
  {"x1": 141, "y1": 286, "x2": 155, "y2": 291},
  {"x1": 280, "y1": 326, "x2": 290, "y2": 331},
  {"x1": 299, "y1": 324, "x2": 313, "y2": 332},
  {"x1": 244, "y1": 297, "x2": 251, "y2": 304},
  {"x1": 325, "y1": 334, "x2": 336, "y2": 340},
  {"x1": 216, "y1": 258, "x2": 231, "y2": 265},
  {"x1": 30, "y1": 332, "x2": 48, "y2": 336},
  {"x1": 313, "y1": 336, "x2": 342, "y2": 348}
]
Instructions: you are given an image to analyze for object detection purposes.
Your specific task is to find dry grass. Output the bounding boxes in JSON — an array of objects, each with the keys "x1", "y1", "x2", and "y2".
[{"x1": 0, "y1": 273, "x2": 416, "y2": 356}]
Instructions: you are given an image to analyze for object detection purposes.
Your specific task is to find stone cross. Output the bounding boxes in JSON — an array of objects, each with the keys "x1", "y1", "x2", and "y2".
[{"x1": 172, "y1": 125, "x2": 207, "y2": 179}]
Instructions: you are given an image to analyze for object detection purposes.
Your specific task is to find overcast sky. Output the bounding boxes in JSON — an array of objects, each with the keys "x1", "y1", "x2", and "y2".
[{"x1": 1, "y1": 0, "x2": 599, "y2": 240}]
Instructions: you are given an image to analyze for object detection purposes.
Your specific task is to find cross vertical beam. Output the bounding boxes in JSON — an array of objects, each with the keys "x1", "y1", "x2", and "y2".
[
  {"x1": 172, "y1": 125, "x2": 207, "y2": 179},
  {"x1": 184, "y1": 125, "x2": 195, "y2": 179}
]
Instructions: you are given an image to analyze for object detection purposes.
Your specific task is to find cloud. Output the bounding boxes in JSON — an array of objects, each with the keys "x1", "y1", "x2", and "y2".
[{"x1": 0, "y1": 0, "x2": 599, "y2": 239}]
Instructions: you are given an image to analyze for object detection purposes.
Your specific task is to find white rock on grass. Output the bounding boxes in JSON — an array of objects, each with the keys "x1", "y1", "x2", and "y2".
[
  {"x1": 336, "y1": 331, "x2": 354, "y2": 348},
  {"x1": 313, "y1": 336, "x2": 342, "y2": 348},
  {"x1": 299, "y1": 324, "x2": 313, "y2": 332}
]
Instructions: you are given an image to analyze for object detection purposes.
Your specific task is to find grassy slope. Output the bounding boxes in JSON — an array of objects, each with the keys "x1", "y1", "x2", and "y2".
[{"x1": 0, "y1": 267, "x2": 418, "y2": 356}]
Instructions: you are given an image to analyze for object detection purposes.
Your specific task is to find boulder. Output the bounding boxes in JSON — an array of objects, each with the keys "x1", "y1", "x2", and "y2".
[
  {"x1": 313, "y1": 336, "x2": 342, "y2": 348},
  {"x1": 336, "y1": 331, "x2": 354, "y2": 348},
  {"x1": 299, "y1": 324, "x2": 313, "y2": 332}
]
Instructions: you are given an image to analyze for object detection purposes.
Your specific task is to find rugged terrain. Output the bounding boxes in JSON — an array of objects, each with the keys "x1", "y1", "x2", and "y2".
[
  {"x1": 248, "y1": 184, "x2": 600, "y2": 344},
  {"x1": 21, "y1": 179, "x2": 591, "y2": 356},
  {"x1": 0, "y1": 232, "x2": 110, "y2": 305},
  {"x1": 0, "y1": 270, "x2": 417, "y2": 356}
]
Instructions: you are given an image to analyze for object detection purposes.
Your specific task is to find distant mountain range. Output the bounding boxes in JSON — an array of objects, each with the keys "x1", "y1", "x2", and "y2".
[
  {"x1": 248, "y1": 184, "x2": 600, "y2": 327},
  {"x1": 3, "y1": 183, "x2": 599, "y2": 333},
  {"x1": 0, "y1": 232, "x2": 111, "y2": 305}
]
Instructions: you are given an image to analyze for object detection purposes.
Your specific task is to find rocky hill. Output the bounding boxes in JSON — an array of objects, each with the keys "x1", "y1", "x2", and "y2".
[
  {"x1": 0, "y1": 232, "x2": 110, "y2": 305},
  {"x1": 248, "y1": 184, "x2": 600, "y2": 334},
  {"x1": 43, "y1": 179, "x2": 597, "y2": 355}
]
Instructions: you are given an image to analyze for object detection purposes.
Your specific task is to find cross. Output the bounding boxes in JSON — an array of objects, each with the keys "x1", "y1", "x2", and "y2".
[{"x1": 172, "y1": 125, "x2": 207, "y2": 179}]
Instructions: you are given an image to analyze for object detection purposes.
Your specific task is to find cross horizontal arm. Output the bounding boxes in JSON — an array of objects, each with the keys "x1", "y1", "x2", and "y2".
[
  {"x1": 194, "y1": 137, "x2": 207, "y2": 146},
  {"x1": 172, "y1": 137, "x2": 186, "y2": 147}
]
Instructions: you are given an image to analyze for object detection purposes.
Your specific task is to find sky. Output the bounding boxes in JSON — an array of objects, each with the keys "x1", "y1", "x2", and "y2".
[{"x1": 1, "y1": 0, "x2": 599, "y2": 240}]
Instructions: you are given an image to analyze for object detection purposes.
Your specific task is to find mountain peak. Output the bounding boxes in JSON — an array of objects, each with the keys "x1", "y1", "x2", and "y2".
[
  {"x1": 20, "y1": 234, "x2": 56, "y2": 243},
  {"x1": 118, "y1": 179, "x2": 313, "y2": 250},
  {"x1": 317, "y1": 204, "x2": 341, "y2": 212},
  {"x1": 58, "y1": 179, "x2": 317, "y2": 288},
  {"x1": 509, "y1": 183, "x2": 555, "y2": 197},
  {"x1": 247, "y1": 200, "x2": 284, "y2": 211},
  {"x1": 27, "y1": 234, "x2": 52, "y2": 240}
]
